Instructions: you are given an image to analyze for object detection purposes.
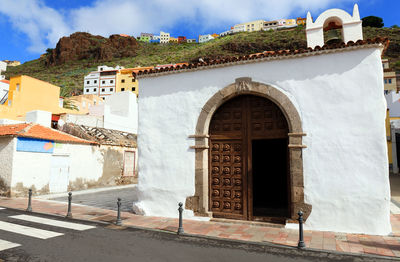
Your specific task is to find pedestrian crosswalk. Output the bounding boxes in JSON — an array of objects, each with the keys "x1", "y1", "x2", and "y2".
[
  {"x1": 0, "y1": 208, "x2": 96, "y2": 252},
  {"x1": 10, "y1": 215, "x2": 95, "y2": 231}
]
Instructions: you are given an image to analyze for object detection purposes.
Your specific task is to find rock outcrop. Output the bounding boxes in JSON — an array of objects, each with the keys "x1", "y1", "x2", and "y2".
[{"x1": 45, "y1": 32, "x2": 139, "y2": 66}]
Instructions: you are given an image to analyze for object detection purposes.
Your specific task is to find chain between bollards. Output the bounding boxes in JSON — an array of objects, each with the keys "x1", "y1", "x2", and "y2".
[
  {"x1": 177, "y1": 202, "x2": 184, "y2": 235},
  {"x1": 297, "y1": 210, "x2": 306, "y2": 249},
  {"x1": 116, "y1": 198, "x2": 122, "y2": 226},
  {"x1": 26, "y1": 189, "x2": 32, "y2": 212},
  {"x1": 66, "y1": 192, "x2": 72, "y2": 218}
]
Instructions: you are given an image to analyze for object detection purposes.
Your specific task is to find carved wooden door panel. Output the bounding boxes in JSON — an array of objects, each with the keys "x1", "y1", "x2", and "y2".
[
  {"x1": 209, "y1": 140, "x2": 246, "y2": 219},
  {"x1": 248, "y1": 96, "x2": 288, "y2": 139}
]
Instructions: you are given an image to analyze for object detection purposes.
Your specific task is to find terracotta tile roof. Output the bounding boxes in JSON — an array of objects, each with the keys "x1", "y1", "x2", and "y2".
[
  {"x1": 0, "y1": 123, "x2": 96, "y2": 145},
  {"x1": 133, "y1": 37, "x2": 389, "y2": 77},
  {"x1": 0, "y1": 80, "x2": 9, "y2": 84}
]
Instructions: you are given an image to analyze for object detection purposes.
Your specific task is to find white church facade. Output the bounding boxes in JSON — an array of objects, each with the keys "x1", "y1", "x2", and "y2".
[{"x1": 133, "y1": 5, "x2": 392, "y2": 235}]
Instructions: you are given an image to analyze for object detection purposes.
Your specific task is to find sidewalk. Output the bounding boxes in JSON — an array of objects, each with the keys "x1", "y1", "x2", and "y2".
[{"x1": 0, "y1": 197, "x2": 399, "y2": 259}]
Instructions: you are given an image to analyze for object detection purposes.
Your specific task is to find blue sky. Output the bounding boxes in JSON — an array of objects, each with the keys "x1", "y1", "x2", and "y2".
[{"x1": 0, "y1": 0, "x2": 398, "y2": 63}]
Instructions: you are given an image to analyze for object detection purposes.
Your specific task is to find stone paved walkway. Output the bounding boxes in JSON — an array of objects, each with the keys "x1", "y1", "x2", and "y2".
[{"x1": 0, "y1": 197, "x2": 399, "y2": 259}]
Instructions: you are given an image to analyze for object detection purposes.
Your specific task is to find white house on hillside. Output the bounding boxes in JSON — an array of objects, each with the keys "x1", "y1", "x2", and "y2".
[{"x1": 199, "y1": 34, "x2": 214, "y2": 43}]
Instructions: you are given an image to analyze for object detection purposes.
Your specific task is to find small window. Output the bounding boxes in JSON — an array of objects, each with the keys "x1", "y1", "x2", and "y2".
[
  {"x1": 86, "y1": 89, "x2": 89, "y2": 93},
  {"x1": 86, "y1": 81, "x2": 90, "y2": 84},
  {"x1": 132, "y1": 87, "x2": 136, "y2": 91},
  {"x1": 389, "y1": 79, "x2": 392, "y2": 84},
  {"x1": 385, "y1": 79, "x2": 388, "y2": 84},
  {"x1": 121, "y1": 88, "x2": 125, "y2": 91},
  {"x1": 132, "y1": 78, "x2": 136, "y2": 82},
  {"x1": 110, "y1": 80, "x2": 114, "y2": 84},
  {"x1": 102, "y1": 80, "x2": 105, "y2": 84},
  {"x1": 94, "y1": 80, "x2": 97, "y2": 84},
  {"x1": 102, "y1": 88, "x2": 105, "y2": 92},
  {"x1": 100, "y1": 68, "x2": 103, "y2": 71},
  {"x1": 94, "y1": 88, "x2": 97, "y2": 92},
  {"x1": 102, "y1": 97, "x2": 105, "y2": 100},
  {"x1": 16, "y1": 84, "x2": 20, "y2": 91},
  {"x1": 8, "y1": 100, "x2": 11, "y2": 106},
  {"x1": 121, "y1": 79, "x2": 125, "y2": 83},
  {"x1": 110, "y1": 88, "x2": 114, "y2": 92}
]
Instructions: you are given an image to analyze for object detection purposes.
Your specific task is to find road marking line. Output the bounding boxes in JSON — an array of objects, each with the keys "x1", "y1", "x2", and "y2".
[
  {"x1": 0, "y1": 221, "x2": 63, "y2": 239},
  {"x1": 0, "y1": 239, "x2": 20, "y2": 251},
  {"x1": 10, "y1": 215, "x2": 95, "y2": 231}
]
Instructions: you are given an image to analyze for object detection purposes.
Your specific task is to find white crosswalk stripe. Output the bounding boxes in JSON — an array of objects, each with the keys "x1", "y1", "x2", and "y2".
[
  {"x1": 0, "y1": 221, "x2": 63, "y2": 239},
  {"x1": 10, "y1": 215, "x2": 95, "y2": 231},
  {"x1": 0, "y1": 239, "x2": 20, "y2": 251}
]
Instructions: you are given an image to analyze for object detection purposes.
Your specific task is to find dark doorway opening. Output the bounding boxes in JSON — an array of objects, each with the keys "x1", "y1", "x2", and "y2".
[{"x1": 252, "y1": 138, "x2": 289, "y2": 218}]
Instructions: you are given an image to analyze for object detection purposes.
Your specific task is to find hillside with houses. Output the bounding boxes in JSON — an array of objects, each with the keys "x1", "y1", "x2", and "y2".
[{"x1": 3, "y1": 24, "x2": 400, "y2": 97}]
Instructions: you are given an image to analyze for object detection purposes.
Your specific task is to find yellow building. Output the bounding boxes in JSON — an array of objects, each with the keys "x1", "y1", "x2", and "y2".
[
  {"x1": 67, "y1": 94, "x2": 104, "y2": 114},
  {"x1": 211, "y1": 33, "x2": 219, "y2": 39},
  {"x1": 169, "y1": 37, "x2": 178, "y2": 43},
  {"x1": 0, "y1": 75, "x2": 77, "y2": 120},
  {"x1": 235, "y1": 20, "x2": 265, "y2": 32},
  {"x1": 285, "y1": 19, "x2": 297, "y2": 27},
  {"x1": 116, "y1": 67, "x2": 153, "y2": 96}
]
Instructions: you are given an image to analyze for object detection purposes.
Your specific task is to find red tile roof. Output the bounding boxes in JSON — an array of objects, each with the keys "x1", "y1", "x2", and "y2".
[
  {"x1": 133, "y1": 37, "x2": 389, "y2": 77},
  {"x1": 0, "y1": 123, "x2": 96, "y2": 145},
  {"x1": 0, "y1": 80, "x2": 9, "y2": 84}
]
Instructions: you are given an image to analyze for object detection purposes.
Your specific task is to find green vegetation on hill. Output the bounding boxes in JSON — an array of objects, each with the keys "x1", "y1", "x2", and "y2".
[{"x1": 5, "y1": 27, "x2": 400, "y2": 97}]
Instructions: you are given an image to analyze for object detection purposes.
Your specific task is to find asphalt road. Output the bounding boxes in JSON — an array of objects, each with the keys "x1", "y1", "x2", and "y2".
[
  {"x1": 50, "y1": 186, "x2": 138, "y2": 212},
  {"x1": 0, "y1": 208, "x2": 393, "y2": 262}
]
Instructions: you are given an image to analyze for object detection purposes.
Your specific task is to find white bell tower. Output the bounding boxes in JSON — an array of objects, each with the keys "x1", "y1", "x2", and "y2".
[{"x1": 306, "y1": 4, "x2": 363, "y2": 48}]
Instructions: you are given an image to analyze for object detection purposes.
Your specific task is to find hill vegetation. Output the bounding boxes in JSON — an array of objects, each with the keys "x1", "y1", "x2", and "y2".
[{"x1": 5, "y1": 26, "x2": 400, "y2": 97}]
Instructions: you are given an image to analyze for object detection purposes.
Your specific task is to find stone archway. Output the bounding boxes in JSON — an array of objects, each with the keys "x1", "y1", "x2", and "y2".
[{"x1": 186, "y1": 77, "x2": 311, "y2": 222}]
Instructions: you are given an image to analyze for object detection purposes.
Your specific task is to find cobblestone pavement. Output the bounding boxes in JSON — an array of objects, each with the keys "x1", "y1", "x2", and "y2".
[
  {"x1": 0, "y1": 197, "x2": 399, "y2": 259},
  {"x1": 49, "y1": 186, "x2": 138, "y2": 212}
]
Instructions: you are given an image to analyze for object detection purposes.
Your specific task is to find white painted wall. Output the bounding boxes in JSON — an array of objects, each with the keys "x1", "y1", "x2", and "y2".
[
  {"x1": 11, "y1": 141, "x2": 103, "y2": 194},
  {"x1": 104, "y1": 91, "x2": 138, "y2": 133},
  {"x1": 135, "y1": 47, "x2": 390, "y2": 235},
  {"x1": 0, "y1": 119, "x2": 24, "y2": 124},
  {"x1": 386, "y1": 91, "x2": 400, "y2": 117},
  {"x1": 25, "y1": 110, "x2": 51, "y2": 127},
  {"x1": 60, "y1": 114, "x2": 104, "y2": 128}
]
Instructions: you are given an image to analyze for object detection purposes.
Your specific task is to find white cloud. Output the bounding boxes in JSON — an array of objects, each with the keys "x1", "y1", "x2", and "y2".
[
  {"x1": 0, "y1": 0, "x2": 70, "y2": 53},
  {"x1": 0, "y1": 0, "x2": 358, "y2": 54}
]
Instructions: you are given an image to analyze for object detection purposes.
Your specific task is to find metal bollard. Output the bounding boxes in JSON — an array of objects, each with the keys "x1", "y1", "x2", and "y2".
[
  {"x1": 116, "y1": 198, "x2": 122, "y2": 226},
  {"x1": 297, "y1": 210, "x2": 306, "y2": 249},
  {"x1": 26, "y1": 189, "x2": 32, "y2": 212},
  {"x1": 177, "y1": 202, "x2": 184, "y2": 235},
  {"x1": 66, "y1": 192, "x2": 72, "y2": 218}
]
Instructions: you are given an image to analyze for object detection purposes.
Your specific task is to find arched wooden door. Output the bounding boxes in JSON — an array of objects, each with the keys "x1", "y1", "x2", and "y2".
[{"x1": 209, "y1": 95, "x2": 290, "y2": 221}]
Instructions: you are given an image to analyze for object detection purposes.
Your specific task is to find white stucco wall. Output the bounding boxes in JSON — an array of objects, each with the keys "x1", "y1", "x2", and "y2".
[
  {"x1": 135, "y1": 47, "x2": 391, "y2": 235},
  {"x1": 61, "y1": 113, "x2": 104, "y2": 128},
  {"x1": 11, "y1": 142, "x2": 103, "y2": 194},
  {"x1": 104, "y1": 92, "x2": 138, "y2": 133},
  {"x1": 25, "y1": 110, "x2": 51, "y2": 127}
]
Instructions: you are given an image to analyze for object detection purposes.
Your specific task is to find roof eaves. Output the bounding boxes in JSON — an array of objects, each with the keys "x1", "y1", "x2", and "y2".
[{"x1": 134, "y1": 37, "x2": 389, "y2": 79}]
